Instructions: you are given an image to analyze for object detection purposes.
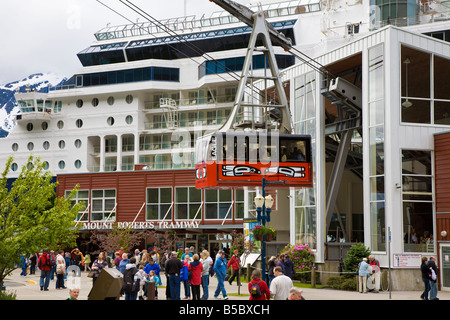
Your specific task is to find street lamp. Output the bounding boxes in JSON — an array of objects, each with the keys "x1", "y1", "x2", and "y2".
[{"x1": 254, "y1": 179, "x2": 275, "y2": 283}]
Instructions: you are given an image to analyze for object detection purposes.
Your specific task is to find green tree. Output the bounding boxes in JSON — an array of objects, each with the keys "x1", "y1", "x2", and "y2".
[
  {"x1": 343, "y1": 242, "x2": 371, "y2": 277},
  {"x1": 0, "y1": 155, "x2": 84, "y2": 287}
]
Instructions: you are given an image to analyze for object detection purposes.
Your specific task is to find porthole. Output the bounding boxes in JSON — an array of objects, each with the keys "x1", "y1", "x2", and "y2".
[
  {"x1": 58, "y1": 160, "x2": 65, "y2": 169},
  {"x1": 76, "y1": 119, "x2": 83, "y2": 128},
  {"x1": 58, "y1": 140, "x2": 65, "y2": 149},
  {"x1": 76, "y1": 99, "x2": 83, "y2": 108},
  {"x1": 12, "y1": 143, "x2": 18, "y2": 151},
  {"x1": 75, "y1": 139, "x2": 82, "y2": 149},
  {"x1": 26, "y1": 123, "x2": 33, "y2": 131},
  {"x1": 43, "y1": 161, "x2": 49, "y2": 170},
  {"x1": 27, "y1": 142, "x2": 34, "y2": 151},
  {"x1": 126, "y1": 95, "x2": 133, "y2": 104},
  {"x1": 107, "y1": 117, "x2": 115, "y2": 126},
  {"x1": 41, "y1": 122, "x2": 48, "y2": 130},
  {"x1": 57, "y1": 120, "x2": 64, "y2": 129},
  {"x1": 126, "y1": 115, "x2": 133, "y2": 124},
  {"x1": 107, "y1": 96, "x2": 115, "y2": 106},
  {"x1": 43, "y1": 141, "x2": 50, "y2": 150},
  {"x1": 11, "y1": 163, "x2": 18, "y2": 171},
  {"x1": 92, "y1": 98, "x2": 99, "y2": 107},
  {"x1": 75, "y1": 160, "x2": 82, "y2": 169}
]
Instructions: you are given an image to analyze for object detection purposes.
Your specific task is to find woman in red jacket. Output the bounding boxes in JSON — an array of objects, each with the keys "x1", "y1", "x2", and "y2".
[
  {"x1": 227, "y1": 250, "x2": 240, "y2": 285},
  {"x1": 188, "y1": 254, "x2": 203, "y2": 300},
  {"x1": 248, "y1": 269, "x2": 270, "y2": 300}
]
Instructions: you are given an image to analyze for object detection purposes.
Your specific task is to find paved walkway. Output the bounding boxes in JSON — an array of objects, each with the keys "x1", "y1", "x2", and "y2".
[{"x1": 3, "y1": 268, "x2": 450, "y2": 300}]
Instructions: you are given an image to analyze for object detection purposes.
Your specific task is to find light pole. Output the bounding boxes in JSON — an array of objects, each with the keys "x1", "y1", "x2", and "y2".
[{"x1": 254, "y1": 178, "x2": 275, "y2": 283}]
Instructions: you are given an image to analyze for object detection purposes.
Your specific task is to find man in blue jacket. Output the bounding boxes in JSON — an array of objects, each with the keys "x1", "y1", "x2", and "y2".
[
  {"x1": 144, "y1": 258, "x2": 160, "y2": 277},
  {"x1": 213, "y1": 250, "x2": 228, "y2": 300}
]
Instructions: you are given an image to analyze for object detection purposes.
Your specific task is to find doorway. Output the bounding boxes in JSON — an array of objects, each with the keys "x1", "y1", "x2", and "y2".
[{"x1": 440, "y1": 244, "x2": 450, "y2": 291}]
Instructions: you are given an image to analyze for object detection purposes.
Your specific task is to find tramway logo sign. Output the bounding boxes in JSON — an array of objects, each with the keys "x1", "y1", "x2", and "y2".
[{"x1": 80, "y1": 220, "x2": 200, "y2": 230}]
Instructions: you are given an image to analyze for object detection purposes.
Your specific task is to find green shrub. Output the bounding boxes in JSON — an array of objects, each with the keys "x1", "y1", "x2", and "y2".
[
  {"x1": 0, "y1": 290, "x2": 17, "y2": 300},
  {"x1": 326, "y1": 276, "x2": 356, "y2": 291}
]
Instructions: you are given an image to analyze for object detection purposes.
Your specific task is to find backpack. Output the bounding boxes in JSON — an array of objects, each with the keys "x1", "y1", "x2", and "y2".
[
  {"x1": 122, "y1": 268, "x2": 139, "y2": 293},
  {"x1": 250, "y1": 280, "x2": 262, "y2": 298},
  {"x1": 429, "y1": 268, "x2": 437, "y2": 281},
  {"x1": 46, "y1": 254, "x2": 55, "y2": 268}
]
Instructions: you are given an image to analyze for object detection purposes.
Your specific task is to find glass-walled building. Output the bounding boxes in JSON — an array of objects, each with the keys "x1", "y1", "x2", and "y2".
[{"x1": 280, "y1": 25, "x2": 450, "y2": 290}]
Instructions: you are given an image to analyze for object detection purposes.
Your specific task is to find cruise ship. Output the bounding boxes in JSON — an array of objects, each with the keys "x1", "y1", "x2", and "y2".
[{"x1": 2, "y1": 0, "x2": 450, "y2": 290}]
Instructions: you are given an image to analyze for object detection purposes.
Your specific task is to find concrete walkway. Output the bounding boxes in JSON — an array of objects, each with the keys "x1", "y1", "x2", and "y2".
[{"x1": 3, "y1": 268, "x2": 449, "y2": 300}]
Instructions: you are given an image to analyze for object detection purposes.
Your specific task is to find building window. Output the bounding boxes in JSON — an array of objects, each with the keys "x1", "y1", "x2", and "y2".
[
  {"x1": 235, "y1": 189, "x2": 245, "y2": 219},
  {"x1": 66, "y1": 190, "x2": 89, "y2": 222},
  {"x1": 205, "y1": 189, "x2": 233, "y2": 220},
  {"x1": 402, "y1": 150, "x2": 434, "y2": 253},
  {"x1": 175, "y1": 187, "x2": 202, "y2": 220},
  {"x1": 293, "y1": 71, "x2": 317, "y2": 249},
  {"x1": 369, "y1": 44, "x2": 386, "y2": 252},
  {"x1": 91, "y1": 189, "x2": 116, "y2": 221},
  {"x1": 146, "y1": 187, "x2": 172, "y2": 220},
  {"x1": 401, "y1": 45, "x2": 450, "y2": 125}
]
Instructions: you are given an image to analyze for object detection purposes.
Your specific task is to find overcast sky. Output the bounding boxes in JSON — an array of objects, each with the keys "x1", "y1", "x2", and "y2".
[{"x1": 0, "y1": 0, "x2": 250, "y2": 85}]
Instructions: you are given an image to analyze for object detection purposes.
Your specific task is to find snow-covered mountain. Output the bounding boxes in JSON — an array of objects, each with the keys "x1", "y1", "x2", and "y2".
[{"x1": 0, "y1": 73, "x2": 67, "y2": 138}]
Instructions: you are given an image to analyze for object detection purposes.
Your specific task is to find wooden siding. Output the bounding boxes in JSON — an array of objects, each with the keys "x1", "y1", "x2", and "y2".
[
  {"x1": 56, "y1": 170, "x2": 240, "y2": 227},
  {"x1": 434, "y1": 132, "x2": 450, "y2": 242}
]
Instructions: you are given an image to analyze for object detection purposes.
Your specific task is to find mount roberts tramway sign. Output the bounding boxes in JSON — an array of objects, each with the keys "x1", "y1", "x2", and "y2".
[{"x1": 80, "y1": 220, "x2": 200, "y2": 231}]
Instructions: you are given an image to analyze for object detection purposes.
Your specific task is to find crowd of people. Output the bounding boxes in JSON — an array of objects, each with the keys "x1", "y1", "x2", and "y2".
[{"x1": 17, "y1": 246, "x2": 305, "y2": 301}]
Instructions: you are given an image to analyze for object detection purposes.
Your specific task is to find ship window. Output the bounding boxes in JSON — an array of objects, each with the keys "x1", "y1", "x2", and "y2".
[
  {"x1": 11, "y1": 163, "x2": 18, "y2": 171},
  {"x1": 126, "y1": 95, "x2": 133, "y2": 104},
  {"x1": 43, "y1": 141, "x2": 50, "y2": 150},
  {"x1": 12, "y1": 143, "x2": 18, "y2": 151},
  {"x1": 41, "y1": 122, "x2": 48, "y2": 130},
  {"x1": 57, "y1": 120, "x2": 64, "y2": 129},
  {"x1": 75, "y1": 139, "x2": 82, "y2": 148},
  {"x1": 27, "y1": 142, "x2": 34, "y2": 151},
  {"x1": 43, "y1": 161, "x2": 49, "y2": 170},
  {"x1": 76, "y1": 119, "x2": 83, "y2": 128},
  {"x1": 59, "y1": 140, "x2": 66, "y2": 149},
  {"x1": 107, "y1": 117, "x2": 115, "y2": 126},
  {"x1": 107, "y1": 96, "x2": 115, "y2": 105},
  {"x1": 75, "y1": 160, "x2": 82, "y2": 169},
  {"x1": 92, "y1": 98, "x2": 99, "y2": 107},
  {"x1": 58, "y1": 161, "x2": 65, "y2": 169},
  {"x1": 76, "y1": 99, "x2": 83, "y2": 108},
  {"x1": 26, "y1": 123, "x2": 33, "y2": 131},
  {"x1": 126, "y1": 115, "x2": 133, "y2": 124}
]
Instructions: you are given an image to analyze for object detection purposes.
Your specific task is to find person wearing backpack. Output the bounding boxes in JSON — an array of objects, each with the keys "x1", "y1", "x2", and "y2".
[
  {"x1": 248, "y1": 269, "x2": 270, "y2": 300},
  {"x1": 121, "y1": 257, "x2": 142, "y2": 300},
  {"x1": 37, "y1": 251, "x2": 52, "y2": 291}
]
